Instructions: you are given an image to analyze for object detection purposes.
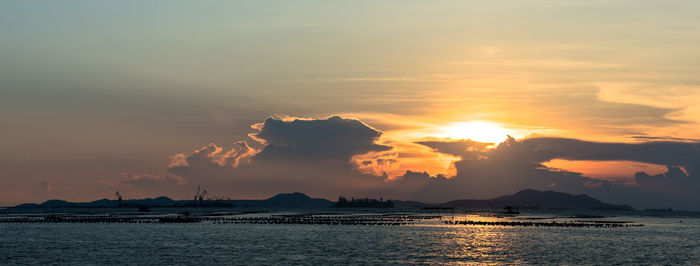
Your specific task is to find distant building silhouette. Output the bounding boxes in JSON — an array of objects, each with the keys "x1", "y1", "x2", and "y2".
[{"x1": 335, "y1": 196, "x2": 394, "y2": 208}]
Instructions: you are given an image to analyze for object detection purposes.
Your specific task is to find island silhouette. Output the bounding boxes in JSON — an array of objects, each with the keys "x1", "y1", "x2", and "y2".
[{"x1": 11, "y1": 189, "x2": 633, "y2": 211}]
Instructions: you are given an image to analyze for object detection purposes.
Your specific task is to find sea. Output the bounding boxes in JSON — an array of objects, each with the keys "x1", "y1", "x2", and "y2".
[{"x1": 0, "y1": 209, "x2": 698, "y2": 265}]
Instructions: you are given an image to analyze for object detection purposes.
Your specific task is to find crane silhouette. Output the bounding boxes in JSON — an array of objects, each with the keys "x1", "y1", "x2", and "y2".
[
  {"x1": 115, "y1": 191, "x2": 122, "y2": 207},
  {"x1": 199, "y1": 190, "x2": 208, "y2": 205},
  {"x1": 194, "y1": 185, "x2": 201, "y2": 203},
  {"x1": 193, "y1": 185, "x2": 209, "y2": 206}
]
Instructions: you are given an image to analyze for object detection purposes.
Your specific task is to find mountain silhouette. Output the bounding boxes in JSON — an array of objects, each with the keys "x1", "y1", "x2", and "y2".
[
  {"x1": 440, "y1": 189, "x2": 633, "y2": 210},
  {"x1": 12, "y1": 190, "x2": 632, "y2": 210},
  {"x1": 263, "y1": 192, "x2": 332, "y2": 207},
  {"x1": 13, "y1": 193, "x2": 332, "y2": 208}
]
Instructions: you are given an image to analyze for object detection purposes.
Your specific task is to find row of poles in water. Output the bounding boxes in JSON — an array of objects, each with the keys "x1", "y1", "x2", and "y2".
[
  {"x1": 0, "y1": 214, "x2": 643, "y2": 227},
  {"x1": 443, "y1": 220, "x2": 644, "y2": 228},
  {"x1": 0, "y1": 214, "x2": 442, "y2": 225}
]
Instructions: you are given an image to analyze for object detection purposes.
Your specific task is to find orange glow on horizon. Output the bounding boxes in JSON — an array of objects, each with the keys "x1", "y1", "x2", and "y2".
[{"x1": 543, "y1": 159, "x2": 669, "y2": 183}]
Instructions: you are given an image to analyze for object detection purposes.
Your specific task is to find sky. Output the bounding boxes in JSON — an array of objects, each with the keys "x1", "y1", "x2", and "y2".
[{"x1": 1, "y1": 0, "x2": 699, "y2": 210}]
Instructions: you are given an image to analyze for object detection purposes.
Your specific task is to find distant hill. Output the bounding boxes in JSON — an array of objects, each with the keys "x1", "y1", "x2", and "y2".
[
  {"x1": 440, "y1": 189, "x2": 633, "y2": 210},
  {"x1": 262, "y1": 192, "x2": 332, "y2": 207},
  {"x1": 12, "y1": 193, "x2": 332, "y2": 209},
  {"x1": 392, "y1": 200, "x2": 429, "y2": 209},
  {"x1": 228, "y1": 192, "x2": 332, "y2": 208},
  {"x1": 11, "y1": 190, "x2": 632, "y2": 210}
]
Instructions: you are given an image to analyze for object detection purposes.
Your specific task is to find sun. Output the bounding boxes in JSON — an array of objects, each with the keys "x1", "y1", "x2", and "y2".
[{"x1": 435, "y1": 121, "x2": 511, "y2": 144}]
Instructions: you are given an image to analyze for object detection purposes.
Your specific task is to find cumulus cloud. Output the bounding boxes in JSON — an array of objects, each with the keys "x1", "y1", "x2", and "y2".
[
  {"x1": 164, "y1": 116, "x2": 395, "y2": 198},
  {"x1": 169, "y1": 116, "x2": 391, "y2": 170},
  {"x1": 634, "y1": 166, "x2": 699, "y2": 195},
  {"x1": 253, "y1": 116, "x2": 391, "y2": 162}
]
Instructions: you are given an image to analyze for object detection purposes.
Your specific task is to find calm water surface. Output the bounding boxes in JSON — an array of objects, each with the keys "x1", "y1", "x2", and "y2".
[{"x1": 1, "y1": 214, "x2": 698, "y2": 265}]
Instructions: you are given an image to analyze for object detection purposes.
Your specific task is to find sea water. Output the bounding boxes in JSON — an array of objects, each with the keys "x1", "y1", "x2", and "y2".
[{"x1": 1, "y1": 213, "x2": 698, "y2": 265}]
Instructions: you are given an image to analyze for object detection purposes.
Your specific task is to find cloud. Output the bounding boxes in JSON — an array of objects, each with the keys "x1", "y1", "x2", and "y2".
[
  {"x1": 628, "y1": 135, "x2": 700, "y2": 142},
  {"x1": 416, "y1": 139, "x2": 490, "y2": 159},
  {"x1": 169, "y1": 115, "x2": 392, "y2": 173},
  {"x1": 101, "y1": 172, "x2": 183, "y2": 189},
  {"x1": 164, "y1": 116, "x2": 395, "y2": 198},
  {"x1": 512, "y1": 137, "x2": 700, "y2": 177},
  {"x1": 351, "y1": 141, "x2": 460, "y2": 180},
  {"x1": 155, "y1": 115, "x2": 699, "y2": 210},
  {"x1": 635, "y1": 166, "x2": 698, "y2": 192},
  {"x1": 168, "y1": 141, "x2": 258, "y2": 169},
  {"x1": 412, "y1": 137, "x2": 700, "y2": 210},
  {"x1": 252, "y1": 116, "x2": 391, "y2": 162}
]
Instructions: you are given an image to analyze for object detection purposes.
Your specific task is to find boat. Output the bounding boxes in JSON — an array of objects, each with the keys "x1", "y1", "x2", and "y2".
[
  {"x1": 502, "y1": 206, "x2": 520, "y2": 214},
  {"x1": 644, "y1": 207, "x2": 673, "y2": 212}
]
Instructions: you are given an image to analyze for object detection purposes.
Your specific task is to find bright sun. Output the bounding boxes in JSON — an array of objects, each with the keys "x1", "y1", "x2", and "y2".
[{"x1": 435, "y1": 121, "x2": 511, "y2": 144}]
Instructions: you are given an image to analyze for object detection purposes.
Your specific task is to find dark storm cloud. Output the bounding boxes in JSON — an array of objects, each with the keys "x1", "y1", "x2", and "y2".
[
  {"x1": 253, "y1": 116, "x2": 392, "y2": 162},
  {"x1": 400, "y1": 170, "x2": 448, "y2": 181},
  {"x1": 515, "y1": 138, "x2": 700, "y2": 176},
  {"x1": 413, "y1": 137, "x2": 700, "y2": 210},
  {"x1": 634, "y1": 166, "x2": 699, "y2": 199}
]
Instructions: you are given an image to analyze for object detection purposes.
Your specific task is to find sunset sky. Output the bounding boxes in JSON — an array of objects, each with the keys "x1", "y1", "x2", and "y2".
[{"x1": 1, "y1": 1, "x2": 699, "y2": 210}]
